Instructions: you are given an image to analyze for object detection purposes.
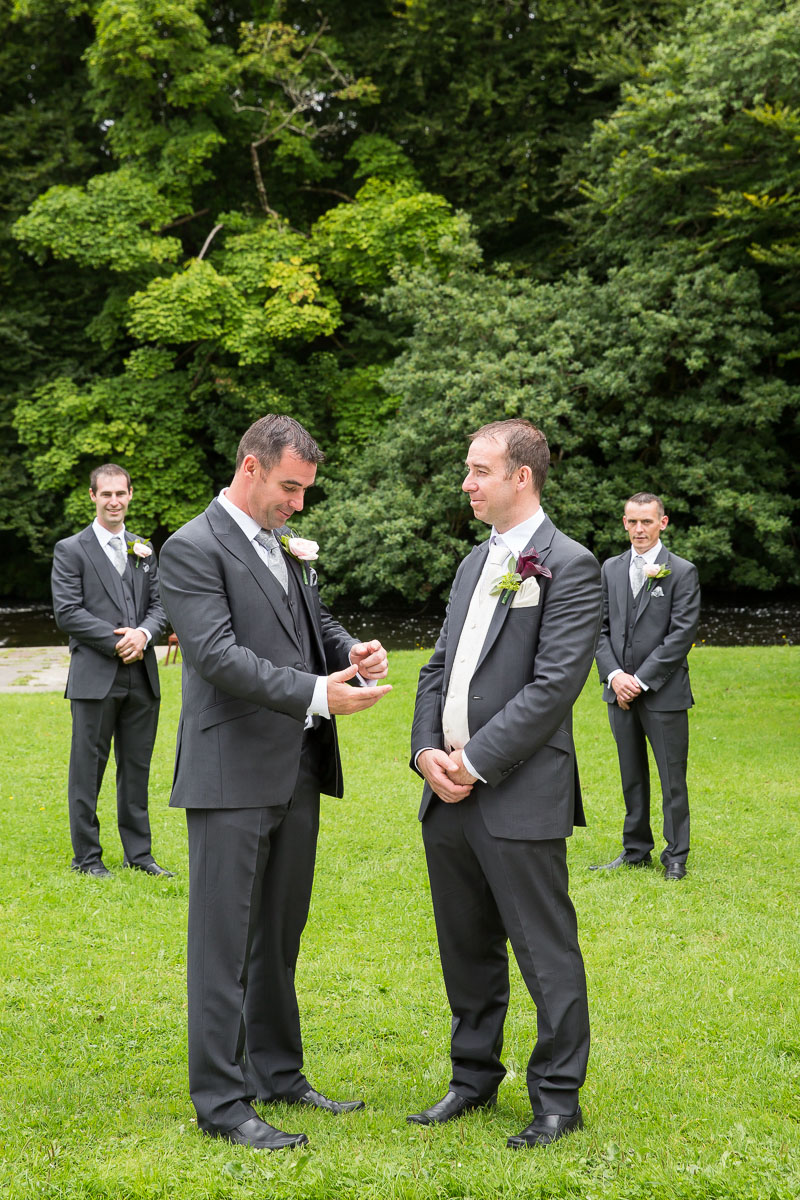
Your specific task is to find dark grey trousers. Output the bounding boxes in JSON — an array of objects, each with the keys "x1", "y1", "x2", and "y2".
[
  {"x1": 422, "y1": 792, "x2": 589, "y2": 1116},
  {"x1": 185, "y1": 750, "x2": 321, "y2": 1131},
  {"x1": 608, "y1": 702, "x2": 690, "y2": 865},
  {"x1": 68, "y1": 660, "x2": 158, "y2": 870}
]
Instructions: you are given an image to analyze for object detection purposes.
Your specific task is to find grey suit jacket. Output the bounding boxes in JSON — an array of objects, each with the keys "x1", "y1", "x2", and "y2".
[
  {"x1": 411, "y1": 517, "x2": 602, "y2": 840},
  {"x1": 595, "y1": 549, "x2": 700, "y2": 711},
  {"x1": 51, "y1": 526, "x2": 166, "y2": 700},
  {"x1": 158, "y1": 499, "x2": 357, "y2": 809}
]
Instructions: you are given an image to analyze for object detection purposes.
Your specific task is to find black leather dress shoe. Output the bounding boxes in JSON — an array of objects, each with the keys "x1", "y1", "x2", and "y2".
[
  {"x1": 73, "y1": 862, "x2": 111, "y2": 878},
  {"x1": 123, "y1": 860, "x2": 175, "y2": 878},
  {"x1": 507, "y1": 1108, "x2": 583, "y2": 1148},
  {"x1": 407, "y1": 1089, "x2": 497, "y2": 1125},
  {"x1": 589, "y1": 853, "x2": 651, "y2": 870},
  {"x1": 664, "y1": 862, "x2": 687, "y2": 880},
  {"x1": 206, "y1": 1115, "x2": 308, "y2": 1150},
  {"x1": 281, "y1": 1087, "x2": 365, "y2": 1114}
]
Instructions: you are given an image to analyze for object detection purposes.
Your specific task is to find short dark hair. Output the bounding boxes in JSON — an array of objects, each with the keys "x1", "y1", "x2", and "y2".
[
  {"x1": 625, "y1": 491, "x2": 665, "y2": 517},
  {"x1": 470, "y1": 419, "x2": 550, "y2": 495},
  {"x1": 90, "y1": 464, "x2": 131, "y2": 492},
  {"x1": 235, "y1": 415, "x2": 324, "y2": 473}
]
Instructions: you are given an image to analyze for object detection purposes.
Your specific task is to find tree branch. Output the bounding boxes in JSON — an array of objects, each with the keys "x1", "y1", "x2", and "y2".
[
  {"x1": 158, "y1": 209, "x2": 210, "y2": 233},
  {"x1": 197, "y1": 223, "x2": 224, "y2": 261}
]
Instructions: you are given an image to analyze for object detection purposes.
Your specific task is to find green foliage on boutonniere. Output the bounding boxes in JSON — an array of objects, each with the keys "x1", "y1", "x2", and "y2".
[
  {"x1": 127, "y1": 537, "x2": 153, "y2": 568},
  {"x1": 644, "y1": 563, "x2": 671, "y2": 591}
]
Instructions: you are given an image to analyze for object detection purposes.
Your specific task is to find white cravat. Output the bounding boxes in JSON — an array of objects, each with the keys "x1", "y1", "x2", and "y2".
[
  {"x1": 108, "y1": 535, "x2": 127, "y2": 577},
  {"x1": 441, "y1": 538, "x2": 510, "y2": 752},
  {"x1": 630, "y1": 554, "x2": 645, "y2": 597}
]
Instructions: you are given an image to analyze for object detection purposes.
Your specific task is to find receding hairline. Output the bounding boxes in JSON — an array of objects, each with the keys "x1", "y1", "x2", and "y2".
[{"x1": 91, "y1": 471, "x2": 132, "y2": 493}]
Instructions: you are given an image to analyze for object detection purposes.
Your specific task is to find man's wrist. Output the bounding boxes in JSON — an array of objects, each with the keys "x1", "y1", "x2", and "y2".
[{"x1": 308, "y1": 675, "x2": 330, "y2": 720}]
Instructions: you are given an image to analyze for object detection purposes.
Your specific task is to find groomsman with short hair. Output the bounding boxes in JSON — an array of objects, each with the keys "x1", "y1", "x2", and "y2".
[
  {"x1": 51, "y1": 464, "x2": 170, "y2": 878},
  {"x1": 409, "y1": 418, "x2": 602, "y2": 1149},
  {"x1": 592, "y1": 492, "x2": 700, "y2": 880}
]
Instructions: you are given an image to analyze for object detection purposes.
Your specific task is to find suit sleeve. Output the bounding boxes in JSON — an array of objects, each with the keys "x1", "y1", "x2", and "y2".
[
  {"x1": 159, "y1": 533, "x2": 316, "y2": 720},
  {"x1": 594, "y1": 561, "x2": 620, "y2": 683},
  {"x1": 634, "y1": 561, "x2": 700, "y2": 692},
  {"x1": 51, "y1": 540, "x2": 119, "y2": 656},
  {"x1": 137, "y1": 553, "x2": 167, "y2": 643},
  {"x1": 463, "y1": 550, "x2": 602, "y2": 788}
]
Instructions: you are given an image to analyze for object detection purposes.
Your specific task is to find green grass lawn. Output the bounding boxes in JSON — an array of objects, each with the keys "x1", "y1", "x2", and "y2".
[{"x1": 0, "y1": 646, "x2": 798, "y2": 1199}]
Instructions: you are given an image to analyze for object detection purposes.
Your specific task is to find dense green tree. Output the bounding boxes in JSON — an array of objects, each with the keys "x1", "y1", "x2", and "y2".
[
  {"x1": 567, "y1": 0, "x2": 800, "y2": 355},
  {"x1": 10, "y1": 0, "x2": 472, "y2": 562},
  {"x1": 0, "y1": 0, "x2": 107, "y2": 593},
  {"x1": 292, "y1": 0, "x2": 689, "y2": 261},
  {"x1": 4, "y1": 0, "x2": 798, "y2": 606},
  {"x1": 307, "y1": 247, "x2": 797, "y2": 604}
]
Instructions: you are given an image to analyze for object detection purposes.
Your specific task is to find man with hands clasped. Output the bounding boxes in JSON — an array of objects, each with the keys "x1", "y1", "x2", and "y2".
[
  {"x1": 410, "y1": 419, "x2": 601, "y2": 1149},
  {"x1": 51, "y1": 464, "x2": 170, "y2": 879},
  {"x1": 592, "y1": 492, "x2": 700, "y2": 880},
  {"x1": 159, "y1": 415, "x2": 390, "y2": 1151}
]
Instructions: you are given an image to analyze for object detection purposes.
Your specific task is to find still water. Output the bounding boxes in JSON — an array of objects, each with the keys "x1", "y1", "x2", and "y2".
[{"x1": 1, "y1": 599, "x2": 797, "y2": 650}]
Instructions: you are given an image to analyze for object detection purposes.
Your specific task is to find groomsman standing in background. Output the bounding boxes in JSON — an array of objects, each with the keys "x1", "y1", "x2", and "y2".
[
  {"x1": 592, "y1": 492, "x2": 700, "y2": 880},
  {"x1": 51, "y1": 464, "x2": 170, "y2": 878}
]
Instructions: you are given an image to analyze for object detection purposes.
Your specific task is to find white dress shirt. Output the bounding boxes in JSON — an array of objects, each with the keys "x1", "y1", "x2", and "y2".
[
  {"x1": 607, "y1": 540, "x2": 665, "y2": 692},
  {"x1": 92, "y1": 519, "x2": 152, "y2": 646}
]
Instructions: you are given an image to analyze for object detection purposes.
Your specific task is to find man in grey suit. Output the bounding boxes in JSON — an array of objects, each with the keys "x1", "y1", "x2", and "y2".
[
  {"x1": 592, "y1": 492, "x2": 700, "y2": 880},
  {"x1": 409, "y1": 419, "x2": 602, "y2": 1149},
  {"x1": 51, "y1": 464, "x2": 170, "y2": 878},
  {"x1": 159, "y1": 414, "x2": 391, "y2": 1151}
]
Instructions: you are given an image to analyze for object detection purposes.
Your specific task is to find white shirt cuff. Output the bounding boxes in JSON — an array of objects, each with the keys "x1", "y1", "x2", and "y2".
[
  {"x1": 136, "y1": 627, "x2": 152, "y2": 647},
  {"x1": 349, "y1": 647, "x2": 376, "y2": 687},
  {"x1": 460, "y1": 747, "x2": 486, "y2": 784},
  {"x1": 308, "y1": 675, "x2": 330, "y2": 720},
  {"x1": 634, "y1": 674, "x2": 649, "y2": 691},
  {"x1": 607, "y1": 668, "x2": 622, "y2": 687}
]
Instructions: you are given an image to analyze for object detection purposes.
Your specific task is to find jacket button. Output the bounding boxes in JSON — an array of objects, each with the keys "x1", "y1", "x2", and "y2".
[{"x1": 294, "y1": 662, "x2": 304, "y2": 669}]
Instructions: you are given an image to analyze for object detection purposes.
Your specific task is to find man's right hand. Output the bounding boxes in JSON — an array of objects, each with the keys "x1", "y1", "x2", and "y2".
[
  {"x1": 611, "y1": 671, "x2": 641, "y2": 706},
  {"x1": 326, "y1": 664, "x2": 392, "y2": 714},
  {"x1": 417, "y1": 748, "x2": 473, "y2": 805}
]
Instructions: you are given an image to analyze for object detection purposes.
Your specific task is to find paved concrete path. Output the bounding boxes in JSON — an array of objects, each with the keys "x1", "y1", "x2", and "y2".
[
  {"x1": 0, "y1": 645, "x2": 174, "y2": 693},
  {"x1": 0, "y1": 646, "x2": 71, "y2": 693}
]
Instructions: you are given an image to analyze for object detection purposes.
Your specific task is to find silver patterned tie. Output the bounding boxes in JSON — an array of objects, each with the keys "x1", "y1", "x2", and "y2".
[
  {"x1": 631, "y1": 554, "x2": 645, "y2": 598},
  {"x1": 109, "y1": 535, "x2": 127, "y2": 577},
  {"x1": 254, "y1": 529, "x2": 288, "y2": 592}
]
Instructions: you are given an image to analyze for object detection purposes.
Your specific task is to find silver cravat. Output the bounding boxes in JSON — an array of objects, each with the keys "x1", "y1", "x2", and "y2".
[
  {"x1": 254, "y1": 529, "x2": 288, "y2": 592},
  {"x1": 631, "y1": 554, "x2": 645, "y2": 598},
  {"x1": 108, "y1": 535, "x2": 127, "y2": 577}
]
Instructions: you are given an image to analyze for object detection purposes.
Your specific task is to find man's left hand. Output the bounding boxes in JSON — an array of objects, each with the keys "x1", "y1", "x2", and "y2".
[
  {"x1": 350, "y1": 639, "x2": 389, "y2": 681},
  {"x1": 444, "y1": 748, "x2": 478, "y2": 787},
  {"x1": 114, "y1": 627, "x2": 147, "y2": 663}
]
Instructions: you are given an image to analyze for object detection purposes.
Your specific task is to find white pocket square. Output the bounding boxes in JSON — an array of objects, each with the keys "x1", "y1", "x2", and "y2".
[
  {"x1": 510, "y1": 577, "x2": 541, "y2": 608},
  {"x1": 651, "y1": 585, "x2": 664, "y2": 598},
  {"x1": 308, "y1": 566, "x2": 318, "y2": 587}
]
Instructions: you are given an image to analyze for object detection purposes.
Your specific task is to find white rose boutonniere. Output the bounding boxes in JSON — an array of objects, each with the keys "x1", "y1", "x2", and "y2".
[
  {"x1": 128, "y1": 537, "x2": 154, "y2": 570},
  {"x1": 280, "y1": 533, "x2": 319, "y2": 585},
  {"x1": 642, "y1": 562, "x2": 671, "y2": 591}
]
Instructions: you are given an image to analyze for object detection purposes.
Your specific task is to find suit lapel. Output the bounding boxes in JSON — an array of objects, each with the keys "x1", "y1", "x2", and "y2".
[
  {"x1": 612, "y1": 553, "x2": 630, "y2": 628},
  {"x1": 206, "y1": 501, "x2": 298, "y2": 644},
  {"x1": 474, "y1": 515, "x2": 556, "y2": 673},
  {"x1": 80, "y1": 526, "x2": 125, "y2": 610},
  {"x1": 634, "y1": 549, "x2": 670, "y2": 626},
  {"x1": 125, "y1": 532, "x2": 145, "y2": 615}
]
